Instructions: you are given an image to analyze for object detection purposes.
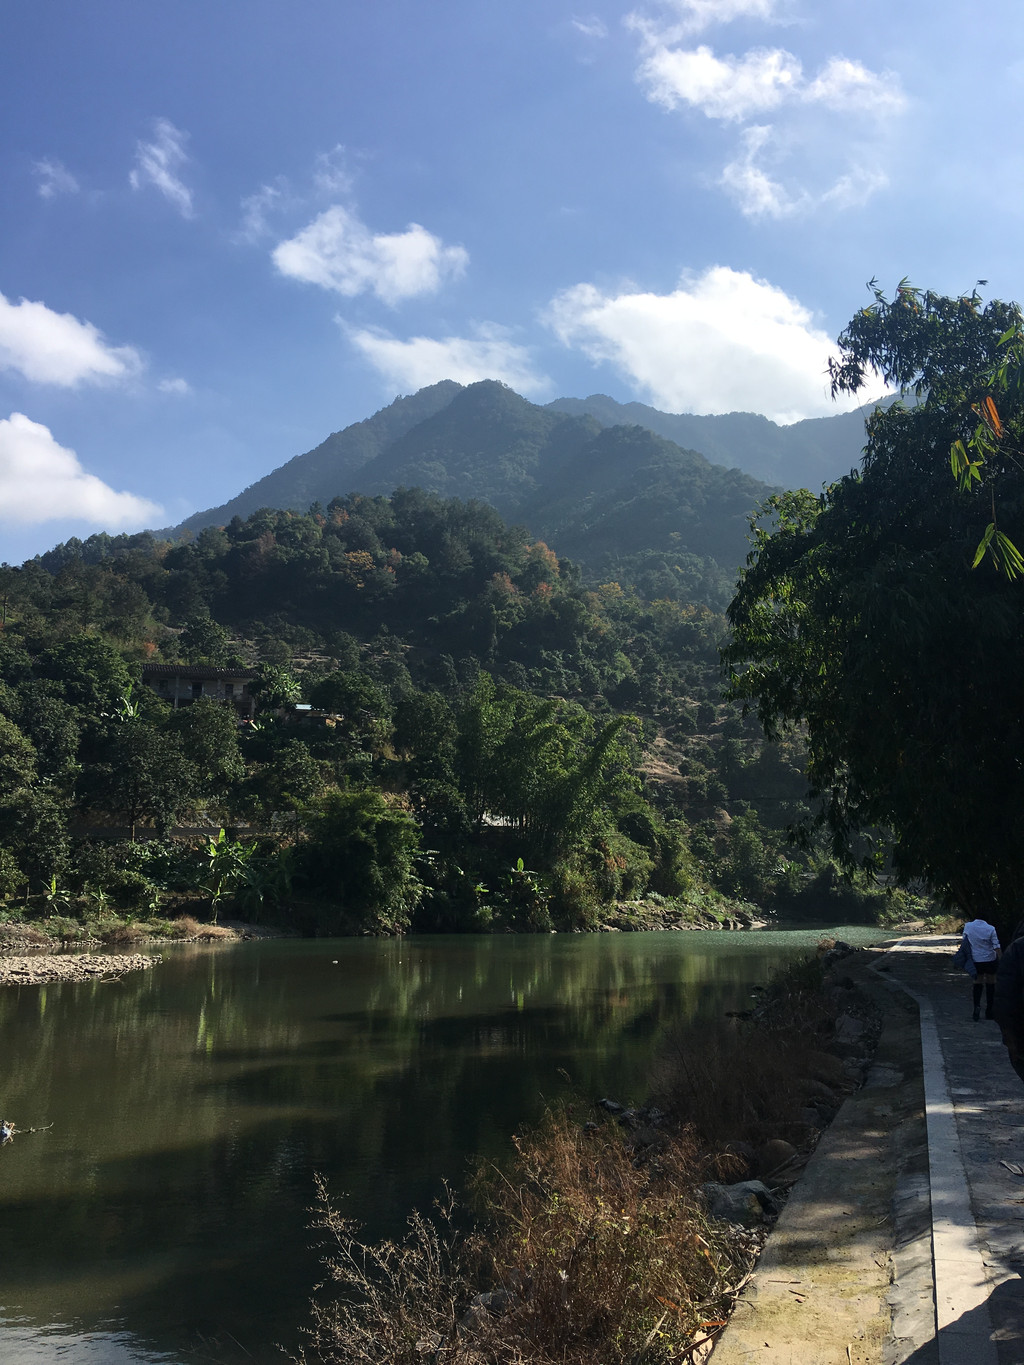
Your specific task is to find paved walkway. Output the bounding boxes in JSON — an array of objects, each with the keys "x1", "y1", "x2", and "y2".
[
  {"x1": 880, "y1": 938, "x2": 1024, "y2": 1363},
  {"x1": 712, "y1": 937, "x2": 1024, "y2": 1365}
]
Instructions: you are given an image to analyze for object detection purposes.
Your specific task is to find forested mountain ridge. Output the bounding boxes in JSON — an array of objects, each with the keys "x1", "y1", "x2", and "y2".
[
  {"x1": 547, "y1": 393, "x2": 879, "y2": 489},
  {"x1": 2, "y1": 488, "x2": 906, "y2": 938},
  {"x1": 161, "y1": 381, "x2": 877, "y2": 557},
  {"x1": 155, "y1": 380, "x2": 776, "y2": 602},
  {"x1": 167, "y1": 380, "x2": 463, "y2": 537}
]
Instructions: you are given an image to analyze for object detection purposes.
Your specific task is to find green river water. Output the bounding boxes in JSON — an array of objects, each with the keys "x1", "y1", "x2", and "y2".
[{"x1": 0, "y1": 927, "x2": 885, "y2": 1363}]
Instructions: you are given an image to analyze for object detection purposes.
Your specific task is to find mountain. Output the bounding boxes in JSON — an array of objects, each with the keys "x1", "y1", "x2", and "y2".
[
  {"x1": 166, "y1": 385, "x2": 877, "y2": 552},
  {"x1": 170, "y1": 380, "x2": 462, "y2": 536},
  {"x1": 160, "y1": 381, "x2": 773, "y2": 590},
  {"x1": 546, "y1": 394, "x2": 877, "y2": 489}
]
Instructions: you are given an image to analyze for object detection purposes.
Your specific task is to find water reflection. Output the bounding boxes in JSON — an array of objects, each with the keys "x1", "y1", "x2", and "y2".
[{"x1": 0, "y1": 927, "x2": 883, "y2": 1363}]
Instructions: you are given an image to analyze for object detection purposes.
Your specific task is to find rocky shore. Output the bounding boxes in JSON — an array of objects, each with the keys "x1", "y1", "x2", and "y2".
[{"x1": 0, "y1": 952, "x2": 159, "y2": 986}]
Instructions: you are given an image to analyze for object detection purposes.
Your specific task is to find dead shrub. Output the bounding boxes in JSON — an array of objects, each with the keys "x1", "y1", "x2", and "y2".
[
  {"x1": 466, "y1": 1109, "x2": 748, "y2": 1364},
  {"x1": 100, "y1": 923, "x2": 144, "y2": 946},
  {"x1": 300, "y1": 1178, "x2": 473, "y2": 1365},
  {"x1": 168, "y1": 916, "x2": 234, "y2": 941},
  {"x1": 650, "y1": 958, "x2": 838, "y2": 1150},
  {"x1": 300, "y1": 1113, "x2": 752, "y2": 1365}
]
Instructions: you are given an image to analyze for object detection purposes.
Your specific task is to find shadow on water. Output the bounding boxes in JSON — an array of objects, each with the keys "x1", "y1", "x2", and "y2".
[{"x1": 0, "y1": 929, "x2": 884, "y2": 1364}]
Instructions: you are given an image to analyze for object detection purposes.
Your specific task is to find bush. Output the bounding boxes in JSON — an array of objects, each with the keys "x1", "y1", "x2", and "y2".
[
  {"x1": 301, "y1": 1111, "x2": 751, "y2": 1365},
  {"x1": 297, "y1": 788, "x2": 422, "y2": 934}
]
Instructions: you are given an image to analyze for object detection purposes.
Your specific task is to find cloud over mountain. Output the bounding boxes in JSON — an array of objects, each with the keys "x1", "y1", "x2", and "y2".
[
  {"x1": 546, "y1": 265, "x2": 878, "y2": 422},
  {"x1": 274, "y1": 206, "x2": 468, "y2": 306},
  {"x1": 346, "y1": 323, "x2": 550, "y2": 396}
]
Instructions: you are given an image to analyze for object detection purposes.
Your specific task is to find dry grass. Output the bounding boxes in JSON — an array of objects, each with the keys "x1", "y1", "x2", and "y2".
[
  {"x1": 99, "y1": 923, "x2": 145, "y2": 946},
  {"x1": 299, "y1": 957, "x2": 843, "y2": 1365},
  {"x1": 168, "y1": 916, "x2": 235, "y2": 940},
  {"x1": 300, "y1": 1113, "x2": 754, "y2": 1365},
  {"x1": 650, "y1": 958, "x2": 839, "y2": 1152}
]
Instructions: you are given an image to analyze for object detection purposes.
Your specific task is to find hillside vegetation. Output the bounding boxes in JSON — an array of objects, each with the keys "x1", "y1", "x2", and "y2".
[
  {"x1": 0, "y1": 489, "x2": 907, "y2": 937},
  {"x1": 158, "y1": 381, "x2": 779, "y2": 608}
]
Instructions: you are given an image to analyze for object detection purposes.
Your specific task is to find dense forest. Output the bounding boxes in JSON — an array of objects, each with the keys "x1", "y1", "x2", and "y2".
[{"x1": 0, "y1": 489, "x2": 908, "y2": 936}]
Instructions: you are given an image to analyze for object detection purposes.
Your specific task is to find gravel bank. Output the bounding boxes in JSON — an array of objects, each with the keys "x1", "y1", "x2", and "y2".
[{"x1": 0, "y1": 953, "x2": 159, "y2": 986}]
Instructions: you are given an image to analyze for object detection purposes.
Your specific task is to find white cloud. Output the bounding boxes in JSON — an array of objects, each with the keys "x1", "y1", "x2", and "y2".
[
  {"x1": 34, "y1": 158, "x2": 79, "y2": 199},
  {"x1": 346, "y1": 323, "x2": 550, "y2": 396},
  {"x1": 720, "y1": 125, "x2": 889, "y2": 217},
  {"x1": 237, "y1": 180, "x2": 290, "y2": 243},
  {"x1": 636, "y1": 42, "x2": 904, "y2": 122},
  {"x1": 546, "y1": 266, "x2": 884, "y2": 422},
  {"x1": 157, "y1": 377, "x2": 191, "y2": 395},
  {"x1": 0, "y1": 413, "x2": 161, "y2": 527},
  {"x1": 627, "y1": 0, "x2": 782, "y2": 45},
  {"x1": 805, "y1": 57, "x2": 906, "y2": 116},
  {"x1": 273, "y1": 206, "x2": 468, "y2": 306},
  {"x1": 571, "y1": 16, "x2": 609, "y2": 38},
  {"x1": 628, "y1": 1, "x2": 905, "y2": 216},
  {"x1": 129, "y1": 118, "x2": 194, "y2": 218},
  {"x1": 0, "y1": 291, "x2": 142, "y2": 387},
  {"x1": 313, "y1": 145, "x2": 353, "y2": 195},
  {"x1": 719, "y1": 126, "x2": 803, "y2": 216},
  {"x1": 639, "y1": 43, "x2": 801, "y2": 120}
]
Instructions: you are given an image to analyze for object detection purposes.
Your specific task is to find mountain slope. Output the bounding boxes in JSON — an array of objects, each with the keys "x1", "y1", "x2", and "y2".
[
  {"x1": 546, "y1": 394, "x2": 876, "y2": 488},
  {"x1": 351, "y1": 379, "x2": 601, "y2": 509},
  {"x1": 171, "y1": 380, "x2": 462, "y2": 535},
  {"x1": 151, "y1": 381, "x2": 780, "y2": 596}
]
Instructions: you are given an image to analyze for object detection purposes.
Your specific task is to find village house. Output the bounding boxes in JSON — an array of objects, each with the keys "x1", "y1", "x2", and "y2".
[{"x1": 141, "y1": 664, "x2": 258, "y2": 719}]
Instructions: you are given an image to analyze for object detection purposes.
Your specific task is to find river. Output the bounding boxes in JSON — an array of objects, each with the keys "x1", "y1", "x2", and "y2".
[{"x1": 0, "y1": 926, "x2": 884, "y2": 1364}]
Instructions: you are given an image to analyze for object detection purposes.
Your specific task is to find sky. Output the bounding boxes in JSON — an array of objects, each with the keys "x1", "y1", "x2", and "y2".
[{"x1": 3, "y1": 0, "x2": 1024, "y2": 563}]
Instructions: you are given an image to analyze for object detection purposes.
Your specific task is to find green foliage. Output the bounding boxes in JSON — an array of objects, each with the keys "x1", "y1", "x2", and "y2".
[
  {"x1": 297, "y1": 788, "x2": 423, "y2": 934},
  {"x1": 728, "y1": 281, "x2": 1024, "y2": 938}
]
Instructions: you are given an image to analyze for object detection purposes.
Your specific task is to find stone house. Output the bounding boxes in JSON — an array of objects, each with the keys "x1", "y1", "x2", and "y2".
[{"x1": 141, "y1": 664, "x2": 258, "y2": 719}]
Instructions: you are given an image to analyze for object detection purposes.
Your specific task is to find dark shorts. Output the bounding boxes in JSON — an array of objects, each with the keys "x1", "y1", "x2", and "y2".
[{"x1": 975, "y1": 957, "x2": 998, "y2": 982}]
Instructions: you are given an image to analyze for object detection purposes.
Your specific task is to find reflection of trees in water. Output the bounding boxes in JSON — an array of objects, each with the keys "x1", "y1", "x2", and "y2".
[{"x1": 0, "y1": 937, "x2": 796, "y2": 1363}]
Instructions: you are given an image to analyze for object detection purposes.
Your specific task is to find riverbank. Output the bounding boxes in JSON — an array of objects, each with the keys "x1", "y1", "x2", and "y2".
[
  {"x1": 0, "y1": 916, "x2": 280, "y2": 986},
  {"x1": 0, "y1": 952, "x2": 159, "y2": 986}
]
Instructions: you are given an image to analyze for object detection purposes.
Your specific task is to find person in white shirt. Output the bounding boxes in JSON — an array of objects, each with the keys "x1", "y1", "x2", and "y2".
[{"x1": 962, "y1": 917, "x2": 1001, "y2": 1020}]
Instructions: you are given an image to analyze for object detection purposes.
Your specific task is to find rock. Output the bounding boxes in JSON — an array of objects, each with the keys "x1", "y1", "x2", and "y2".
[
  {"x1": 0, "y1": 953, "x2": 158, "y2": 987},
  {"x1": 834, "y1": 1013, "x2": 866, "y2": 1042},
  {"x1": 597, "y1": 1098, "x2": 625, "y2": 1114},
  {"x1": 803, "y1": 1049, "x2": 850, "y2": 1087},
  {"x1": 468, "y1": 1289, "x2": 513, "y2": 1315},
  {"x1": 755, "y1": 1138, "x2": 797, "y2": 1177},
  {"x1": 702, "y1": 1179, "x2": 778, "y2": 1227}
]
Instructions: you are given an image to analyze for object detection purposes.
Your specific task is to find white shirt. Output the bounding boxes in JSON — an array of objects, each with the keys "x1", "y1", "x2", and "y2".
[{"x1": 963, "y1": 918, "x2": 1000, "y2": 963}]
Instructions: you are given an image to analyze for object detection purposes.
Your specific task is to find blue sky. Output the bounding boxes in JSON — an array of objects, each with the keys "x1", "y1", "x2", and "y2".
[{"x1": 3, "y1": 0, "x2": 1023, "y2": 562}]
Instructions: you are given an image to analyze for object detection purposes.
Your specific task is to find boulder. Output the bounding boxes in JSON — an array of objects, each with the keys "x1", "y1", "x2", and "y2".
[
  {"x1": 596, "y1": 1097, "x2": 625, "y2": 1114},
  {"x1": 755, "y1": 1138, "x2": 798, "y2": 1178},
  {"x1": 702, "y1": 1179, "x2": 778, "y2": 1227}
]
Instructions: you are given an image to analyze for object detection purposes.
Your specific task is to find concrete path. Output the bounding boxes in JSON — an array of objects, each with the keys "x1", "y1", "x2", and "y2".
[
  {"x1": 712, "y1": 938, "x2": 1024, "y2": 1365},
  {"x1": 879, "y1": 938, "x2": 1024, "y2": 1364}
]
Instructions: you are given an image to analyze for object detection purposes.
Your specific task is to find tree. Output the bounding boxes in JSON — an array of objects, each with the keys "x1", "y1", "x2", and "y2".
[
  {"x1": 166, "y1": 697, "x2": 244, "y2": 802},
  {"x1": 297, "y1": 788, "x2": 422, "y2": 933},
  {"x1": 725, "y1": 283, "x2": 1024, "y2": 938}
]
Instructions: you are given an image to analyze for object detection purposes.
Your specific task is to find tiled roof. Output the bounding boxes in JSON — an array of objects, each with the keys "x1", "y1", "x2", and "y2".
[{"x1": 142, "y1": 664, "x2": 257, "y2": 680}]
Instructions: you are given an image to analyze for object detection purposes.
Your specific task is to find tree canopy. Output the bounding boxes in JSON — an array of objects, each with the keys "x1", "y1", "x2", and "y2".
[{"x1": 726, "y1": 283, "x2": 1024, "y2": 938}]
